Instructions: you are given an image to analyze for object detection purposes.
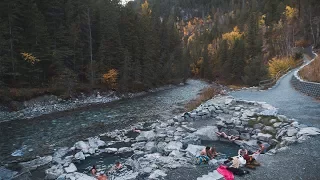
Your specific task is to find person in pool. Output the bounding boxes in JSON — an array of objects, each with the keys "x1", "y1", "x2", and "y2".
[
  {"x1": 97, "y1": 172, "x2": 108, "y2": 180},
  {"x1": 254, "y1": 141, "x2": 270, "y2": 154},
  {"x1": 91, "y1": 165, "x2": 97, "y2": 176}
]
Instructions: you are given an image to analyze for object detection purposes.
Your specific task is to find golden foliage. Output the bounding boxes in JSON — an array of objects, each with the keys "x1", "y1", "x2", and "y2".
[
  {"x1": 21, "y1": 52, "x2": 40, "y2": 64},
  {"x1": 102, "y1": 69, "x2": 118, "y2": 89},
  {"x1": 285, "y1": 6, "x2": 298, "y2": 20},
  {"x1": 222, "y1": 26, "x2": 243, "y2": 47},
  {"x1": 190, "y1": 57, "x2": 203, "y2": 76},
  {"x1": 268, "y1": 57, "x2": 296, "y2": 78},
  {"x1": 185, "y1": 87, "x2": 221, "y2": 111},
  {"x1": 299, "y1": 56, "x2": 320, "y2": 83},
  {"x1": 141, "y1": 0, "x2": 151, "y2": 16}
]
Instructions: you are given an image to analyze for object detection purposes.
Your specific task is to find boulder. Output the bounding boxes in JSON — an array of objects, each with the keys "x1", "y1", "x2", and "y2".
[
  {"x1": 257, "y1": 133, "x2": 273, "y2": 142},
  {"x1": 181, "y1": 134, "x2": 201, "y2": 148},
  {"x1": 277, "y1": 115, "x2": 288, "y2": 122},
  {"x1": 194, "y1": 126, "x2": 219, "y2": 141},
  {"x1": 156, "y1": 142, "x2": 168, "y2": 154},
  {"x1": 53, "y1": 147, "x2": 69, "y2": 159},
  {"x1": 297, "y1": 127, "x2": 320, "y2": 137},
  {"x1": 105, "y1": 148, "x2": 118, "y2": 153},
  {"x1": 145, "y1": 142, "x2": 157, "y2": 153},
  {"x1": 19, "y1": 156, "x2": 53, "y2": 171},
  {"x1": 169, "y1": 150, "x2": 184, "y2": 158},
  {"x1": 0, "y1": 167, "x2": 18, "y2": 180},
  {"x1": 273, "y1": 122, "x2": 282, "y2": 128},
  {"x1": 253, "y1": 123, "x2": 264, "y2": 130},
  {"x1": 286, "y1": 127, "x2": 298, "y2": 137},
  {"x1": 74, "y1": 141, "x2": 89, "y2": 153},
  {"x1": 118, "y1": 147, "x2": 133, "y2": 154},
  {"x1": 136, "y1": 131, "x2": 156, "y2": 141},
  {"x1": 281, "y1": 136, "x2": 297, "y2": 146},
  {"x1": 164, "y1": 141, "x2": 183, "y2": 153},
  {"x1": 114, "y1": 172, "x2": 139, "y2": 180},
  {"x1": 216, "y1": 121, "x2": 226, "y2": 128},
  {"x1": 181, "y1": 125, "x2": 197, "y2": 133},
  {"x1": 131, "y1": 142, "x2": 146, "y2": 150},
  {"x1": 64, "y1": 172, "x2": 96, "y2": 180},
  {"x1": 228, "y1": 129, "x2": 240, "y2": 136},
  {"x1": 45, "y1": 165, "x2": 64, "y2": 179},
  {"x1": 263, "y1": 126, "x2": 276, "y2": 134},
  {"x1": 186, "y1": 144, "x2": 205, "y2": 157},
  {"x1": 240, "y1": 133, "x2": 251, "y2": 140},
  {"x1": 149, "y1": 170, "x2": 167, "y2": 179},
  {"x1": 75, "y1": 151, "x2": 85, "y2": 160},
  {"x1": 234, "y1": 140, "x2": 258, "y2": 153},
  {"x1": 87, "y1": 137, "x2": 106, "y2": 149},
  {"x1": 64, "y1": 163, "x2": 77, "y2": 173},
  {"x1": 269, "y1": 119, "x2": 277, "y2": 123}
]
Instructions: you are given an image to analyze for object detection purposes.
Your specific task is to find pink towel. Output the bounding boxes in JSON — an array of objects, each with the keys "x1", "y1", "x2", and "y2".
[{"x1": 217, "y1": 165, "x2": 234, "y2": 180}]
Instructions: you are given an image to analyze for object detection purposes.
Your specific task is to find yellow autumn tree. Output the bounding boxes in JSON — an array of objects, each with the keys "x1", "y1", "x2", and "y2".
[
  {"x1": 141, "y1": 0, "x2": 151, "y2": 16},
  {"x1": 21, "y1": 52, "x2": 40, "y2": 64},
  {"x1": 102, "y1": 69, "x2": 118, "y2": 89},
  {"x1": 285, "y1": 6, "x2": 298, "y2": 20},
  {"x1": 268, "y1": 57, "x2": 296, "y2": 78},
  {"x1": 190, "y1": 57, "x2": 203, "y2": 76},
  {"x1": 222, "y1": 26, "x2": 243, "y2": 47}
]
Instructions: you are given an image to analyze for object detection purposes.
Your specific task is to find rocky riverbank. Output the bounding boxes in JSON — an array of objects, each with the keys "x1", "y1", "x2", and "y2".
[
  {"x1": 4, "y1": 95, "x2": 320, "y2": 180},
  {"x1": 0, "y1": 84, "x2": 179, "y2": 122}
]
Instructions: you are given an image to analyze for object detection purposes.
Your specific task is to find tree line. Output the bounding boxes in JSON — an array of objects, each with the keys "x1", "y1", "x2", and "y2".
[
  {"x1": 0, "y1": 0, "x2": 188, "y2": 95},
  {"x1": 1, "y1": 0, "x2": 320, "y2": 99}
]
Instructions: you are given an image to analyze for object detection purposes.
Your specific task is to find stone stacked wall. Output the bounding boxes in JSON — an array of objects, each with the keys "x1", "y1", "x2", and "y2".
[{"x1": 291, "y1": 53, "x2": 320, "y2": 98}]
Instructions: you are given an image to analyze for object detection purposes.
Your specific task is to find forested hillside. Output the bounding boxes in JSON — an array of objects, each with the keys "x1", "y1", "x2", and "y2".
[{"x1": 0, "y1": 0, "x2": 320, "y2": 101}]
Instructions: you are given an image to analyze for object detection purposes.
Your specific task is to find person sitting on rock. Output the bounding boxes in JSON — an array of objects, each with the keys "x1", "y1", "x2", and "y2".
[
  {"x1": 254, "y1": 141, "x2": 270, "y2": 154},
  {"x1": 216, "y1": 131, "x2": 240, "y2": 141},
  {"x1": 195, "y1": 146, "x2": 211, "y2": 164}
]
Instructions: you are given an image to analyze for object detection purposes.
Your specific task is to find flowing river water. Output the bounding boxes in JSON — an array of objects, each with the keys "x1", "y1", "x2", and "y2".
[{"x1": 0, "y1": 80, "x2": 211, "y2": 166}]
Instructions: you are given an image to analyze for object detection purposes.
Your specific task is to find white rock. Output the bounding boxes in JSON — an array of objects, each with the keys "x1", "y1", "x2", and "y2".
[
  {"x1": 208, "y1": 159, "x2": 218, "y2": 166},
  {"x1": 64, "y1": 163, "x2": 77, "y2": 173},
  {"x1": 273, "y1": 122, "x2": 282, "y2": 128},
  {"x1": 297, "y1": 127, "x2": 320, "y2": 137},
  {"x1": 74, "y1": 141, "x2": 89, "y2": 153},
  {"x1": 75, "y1": 152, "x2": 85, "y2": 160},
  {"x1": 136, "y1": 131, "x2": 156, "y2": 141},
  {"x1": 68, "y1": 172, "x2": 96, "y2": 180},
  {"x1": 19, "y1": 156, "x2": 53, "y2": 171},
  {"x1": 257, "y1": 133, "x2": 272, "y2": 142},
  {"x1": 114, "y1": 172, "x2": 139, "y2": 180},
  {"x1": 118, "y1": 147, "x2": 133, "y2": 153},
  {"x1": 145, "y1": 142, "x2": 157, "y2": 153},
  {"x1": 186, "y1": 144, "x2": 205, "y2": 157},
  {"x1": 298, "y1": 135, "x2": 310, "y2": 143},
  {"x1": 286, "y1": 127, "x2": 298, "y2": 137},
  {"x1": 194, "y1": 126, "x2": 219, "y2": 141},
  {"x1": 169, "y1": 150, "x2": 184, "y2": 158},
  {"x1": 164, "y1": 141, "x2": 183, "y2": 153},
  {"x1": 149, "y1": 170, "x2": 167, "y2": 179},
  {"x1": 45, "y1": 165, "x2": 64, "y2": 179},
  {"x1": 281, "y1": 136, "x2": 297, "y2": 146},
  {"x1": 105, "y1": 148, "x2": 118, "y2": 153}
]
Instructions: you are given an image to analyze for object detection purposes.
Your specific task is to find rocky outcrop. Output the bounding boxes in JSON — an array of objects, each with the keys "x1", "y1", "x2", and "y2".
[{"x1": 42, "y1": 95, "x2": 320, "y2": 180}]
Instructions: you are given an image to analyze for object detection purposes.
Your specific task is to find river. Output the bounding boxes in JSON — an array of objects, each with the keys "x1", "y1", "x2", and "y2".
[{"x1": 0, "y1": 80, "x2": 210, "y2": 165}]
